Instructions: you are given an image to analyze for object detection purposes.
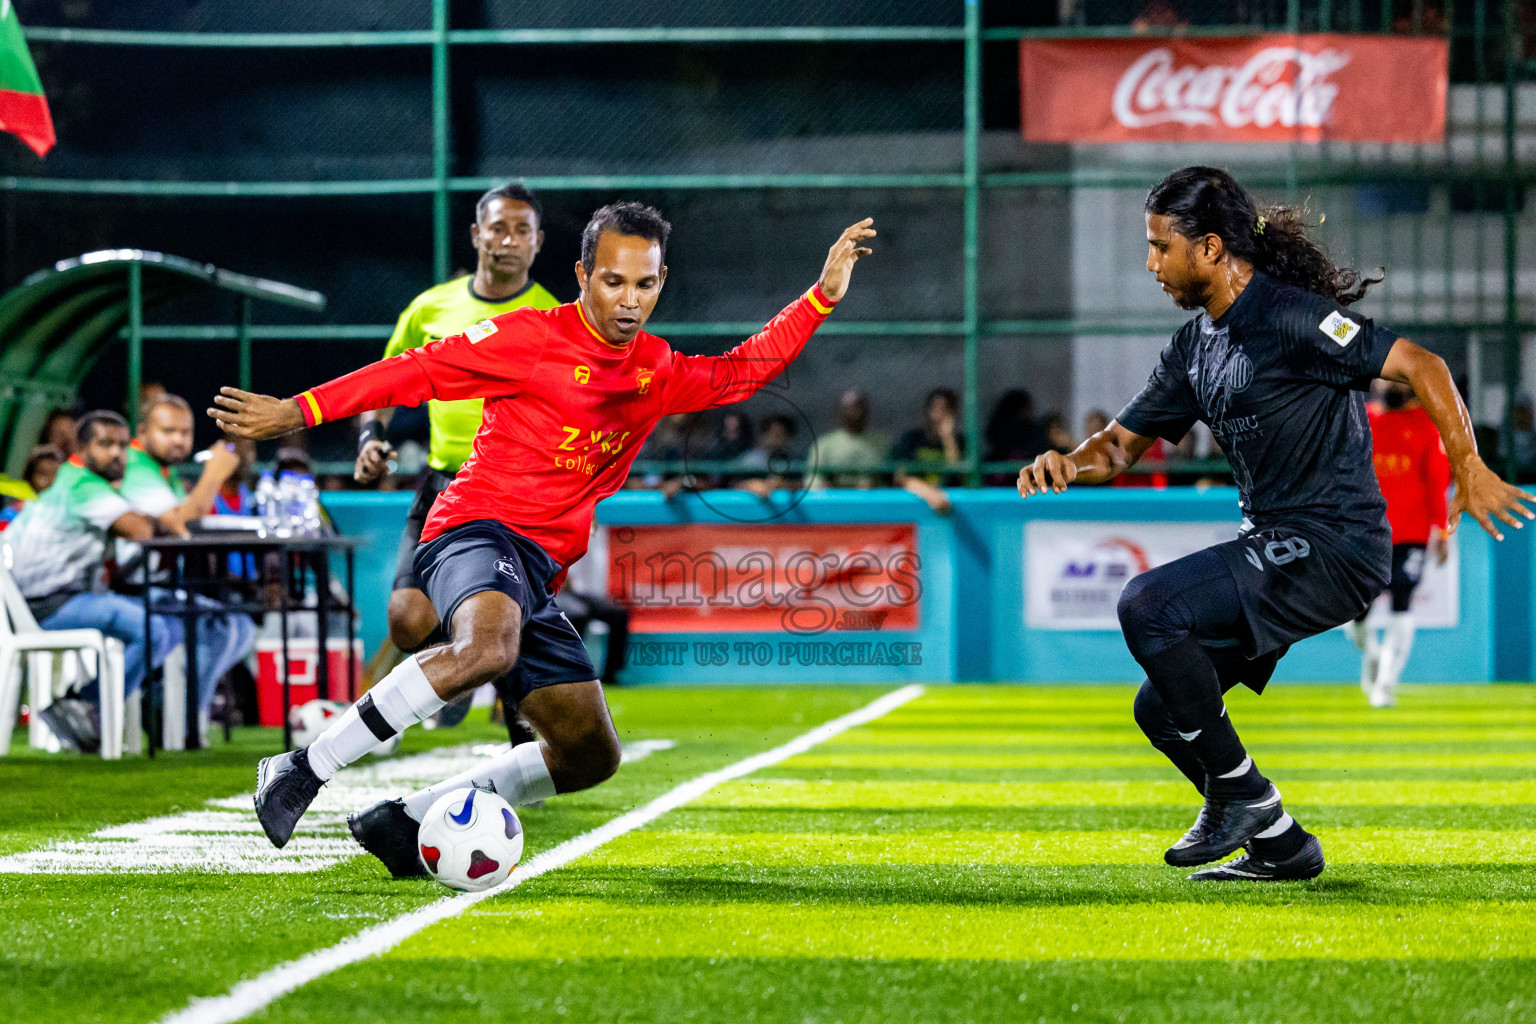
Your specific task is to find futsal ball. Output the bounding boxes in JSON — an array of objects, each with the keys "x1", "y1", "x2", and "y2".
[
  {"x1": 416, "y1": 787, "x2": 524, "y2": 892},
  {"x1": 287, "y1": 699, "x2": 346, "y2": 747}
]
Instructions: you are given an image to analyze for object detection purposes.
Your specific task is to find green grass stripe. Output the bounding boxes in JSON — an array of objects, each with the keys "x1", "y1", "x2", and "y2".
[
  {"x1": 252, "y1": 956, "x2": 1536, "y2": 1024},
  {"x1": 583, "y1": 828, "x2": 1536, "y2": 867},
  {"x1": 874, "y1": 710, "x2": 1536, "y2": 728},
  {"x1": 700, "y1": 778, "x2": 1536, "y2": 808},
  {"x1": 910, "y1": 684, "x2": 1535, "y2": 704},
  {"x1": 786, "y1": 750, "x2": 1536, "y2": 770},
  {"x1": 828, "y1": 727, "x2": 1536, "y2": 746},
  {"x1": 403, "y1": 898, "x2": 1536, "y2": 961}
]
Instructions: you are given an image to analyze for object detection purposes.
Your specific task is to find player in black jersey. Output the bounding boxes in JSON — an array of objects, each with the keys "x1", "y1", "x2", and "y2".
[{"x1": 1019, "y1": 167, "x2": 1532, "y2": 881}]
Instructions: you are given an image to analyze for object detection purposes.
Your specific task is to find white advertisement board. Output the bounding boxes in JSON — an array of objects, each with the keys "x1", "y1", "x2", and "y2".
[{"x1": 1024, "y1": 521, "x2": 1459, "y2": 631}]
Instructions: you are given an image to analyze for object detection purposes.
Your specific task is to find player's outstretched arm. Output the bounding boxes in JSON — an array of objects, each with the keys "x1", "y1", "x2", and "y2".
[
  {"x1": 660, "y1": 219, "x2": 873, "y2": 415},
  {"x1": 816, "y1": 218, "x2": 875, "y2": 302},
  {"x1": 208, "y1": 388, "x2": 305, "y2": 440},
  {"x1": 1381, "y1": 338, "x2": 1535, "y2": 541},
  {"x1": 1017, "y1": 420, "x2": 1156, "y2": 498}
]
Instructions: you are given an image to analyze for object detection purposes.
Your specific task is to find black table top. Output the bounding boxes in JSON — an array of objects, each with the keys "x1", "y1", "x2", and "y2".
[{"x1": 139, "y1": 532, "x2": 362, "y2": 551}]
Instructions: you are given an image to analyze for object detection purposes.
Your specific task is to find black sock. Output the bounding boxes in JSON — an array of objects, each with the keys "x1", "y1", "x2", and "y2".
[
  {"x1": 1132, "y1": 680, "x2": 1206, "y2": 795},
  {"x1": 1205, "y1": 758, "x2": 1269, "y2": 800},
  {"x1": 1138, "y1": 637, "x2": 1249, "y2": 776},
  {"x1": 1250, "y1": 818, "x2": 1309, "y2": 860}
]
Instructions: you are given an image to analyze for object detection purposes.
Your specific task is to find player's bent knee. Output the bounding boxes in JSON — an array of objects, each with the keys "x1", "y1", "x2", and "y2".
[
  {"x1": 1115, "y1": 571, "x2": 1165, "y2": 638},
  {"x1": 549, "y1": 718, "x2": 622, "y2": 791},
  {"x1": 460, "y1": 634, "x2": 520, "y2": 685},
  {"x1": 1132, "y1": 679, "x2": 1179, "y2": 742},
  {"x1": 387, "y1": 590, "x2": 440, "y2": 652},
  {"x1": 441, "y1": 592, "x2": 523, "y2": 684}
]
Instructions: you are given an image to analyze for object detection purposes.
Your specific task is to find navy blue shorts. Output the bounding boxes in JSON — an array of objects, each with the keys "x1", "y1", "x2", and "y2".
[
  {"x1": 413, "y1": 520, "x2": 597, "y2": 702},
  {"x1": 393, "y1": 468, "x2": 456, "y2": 591}
]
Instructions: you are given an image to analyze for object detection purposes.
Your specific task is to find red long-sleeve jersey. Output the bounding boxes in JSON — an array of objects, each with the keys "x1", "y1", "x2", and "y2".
[
  {"x1": 295, "y1": 285, "x2": 838, "y2": 580},
  {"x1": 1368, "y1": 404, "x2": 1450, "y2": 545}
]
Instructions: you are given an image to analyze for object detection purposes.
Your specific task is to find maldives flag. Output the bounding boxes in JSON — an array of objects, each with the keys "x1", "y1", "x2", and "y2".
[{"x1": 0, "y1": 2, "x2": 53, "y2": 157}]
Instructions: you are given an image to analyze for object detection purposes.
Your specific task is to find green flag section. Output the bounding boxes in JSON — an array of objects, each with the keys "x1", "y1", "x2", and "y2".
[{"x1": 0, "y1": 2, "x2": 53, "y2": 157}]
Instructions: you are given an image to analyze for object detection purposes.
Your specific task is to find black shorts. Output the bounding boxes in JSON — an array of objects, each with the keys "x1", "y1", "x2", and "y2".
[
  {"x1": 393, "y1": 468, "x2": 457, "y2": 591},
  {"x1": 413, "y1": 519, "x2": 597, "y2": 702},
  {"x1": 1385, "y1": 543, "x2": 1427, "y2": 612},
  {"x1": 1210, "y1": 518, "x2": 1392, "y2": 658}
]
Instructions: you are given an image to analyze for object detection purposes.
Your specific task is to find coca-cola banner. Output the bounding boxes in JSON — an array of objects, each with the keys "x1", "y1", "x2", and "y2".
[{"x1": 1020, "y1": 35, "x2": 1446, "y2": 144}]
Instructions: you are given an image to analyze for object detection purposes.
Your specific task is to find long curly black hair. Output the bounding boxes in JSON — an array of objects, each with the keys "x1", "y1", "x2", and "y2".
[{"x1": 1146, "y1": 166, "x2": 1382, "y2": 307}]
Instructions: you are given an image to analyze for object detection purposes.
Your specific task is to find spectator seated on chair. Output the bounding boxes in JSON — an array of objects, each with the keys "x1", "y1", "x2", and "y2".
[
  {"x1": 809, "y1": 389, "x2": 889, "y2": 490},
  {"x1": 893, "y1": 388, "x2": 965, "y2": 514},
  {"x1": 5, "y1": 411, "x2": 177, "y2": 710},
  {"x1": 118, "y1": 394, "x2": 256, "y2": 725}
]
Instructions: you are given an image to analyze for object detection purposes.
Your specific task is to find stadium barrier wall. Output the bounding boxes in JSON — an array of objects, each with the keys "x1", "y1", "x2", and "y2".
[{"x1": 323, "y1": 487, "x2": 1509, "y2": 685}]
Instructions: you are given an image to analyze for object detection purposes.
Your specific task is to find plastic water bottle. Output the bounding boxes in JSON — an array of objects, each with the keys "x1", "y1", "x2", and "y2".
[
  {"x1": 296, "y1": 474, "x2": 322, "y2": 537},
  {"x1": 275, "y1": 471, "x2": 299, "y2": 538},
  {"x1": 254, "y1": 472, "x2": 280, "y2": 536}
]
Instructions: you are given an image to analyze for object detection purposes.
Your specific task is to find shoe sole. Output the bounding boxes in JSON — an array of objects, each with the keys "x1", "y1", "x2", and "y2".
[{"x1": 1188, "y1": 836, "x2": 1326, "y2": 881}]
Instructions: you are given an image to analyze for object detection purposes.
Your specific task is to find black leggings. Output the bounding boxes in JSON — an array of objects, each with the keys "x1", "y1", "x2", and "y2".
[
  {"x1": 1116, "y1": 547, "x2": 1245, "y2": 661},
  {"x1": 1132, "y1": 645, "x2": 1283, "y2": 794},
  {"x1": 1117, "y1": 547, "x2": 1270, "y2": 778}
]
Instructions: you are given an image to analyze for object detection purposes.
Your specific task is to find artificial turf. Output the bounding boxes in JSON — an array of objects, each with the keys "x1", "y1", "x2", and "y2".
[{"x1": 3, "y1": 683, "x2": 1534, "y2": 1023}]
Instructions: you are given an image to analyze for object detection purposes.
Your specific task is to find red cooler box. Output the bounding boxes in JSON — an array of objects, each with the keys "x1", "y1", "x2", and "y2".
[{"x1": 255, "y1": 638, "x2": 364, "y2": 727}]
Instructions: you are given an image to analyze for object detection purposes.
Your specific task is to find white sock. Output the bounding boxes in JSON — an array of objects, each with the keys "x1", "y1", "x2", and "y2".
[
  {"x1": 1218, "y1": 755, "x2": 1253, "y2": 779},
  {"x1": 1376, "y1": 611, "x2": 1416, "y2": 691},
  {"x1": 402, "y1": 741, "x2": 555, "y2": 819},
  {"x1": 1255, "y1": 812, "x2": 1295, "y2": 839},
  {"x1": 1345, "y1": 619, "x2": 1368, "y2": 653},
  {"x1": 308, "y1": 657, "x2": 446, "y2": 782}
]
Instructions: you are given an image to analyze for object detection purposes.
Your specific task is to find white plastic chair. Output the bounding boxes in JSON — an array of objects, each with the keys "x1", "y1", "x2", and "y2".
[{"x1": 0, "y1": 557, "x2": 124, "y2": 759}]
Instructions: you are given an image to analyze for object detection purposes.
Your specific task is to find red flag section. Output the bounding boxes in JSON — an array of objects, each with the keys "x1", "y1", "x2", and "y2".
[
  {"x1": 0, "y1": 4, "x2": 55, "y2": 157},
  {"x1": 1021, "y1": 35, "x2": 1447, "y2": 145},
  {"x1": 0, "y1": 87, "x2": 54, "y2": 157}
]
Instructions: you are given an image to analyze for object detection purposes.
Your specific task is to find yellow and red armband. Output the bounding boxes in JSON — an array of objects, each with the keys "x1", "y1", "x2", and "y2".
[
  {"x1": 803, "y1": 284, "x2": 837, "y2": 316},
  {"x1": 294, "y1": 390, "x2": 324, "y2": 427}
]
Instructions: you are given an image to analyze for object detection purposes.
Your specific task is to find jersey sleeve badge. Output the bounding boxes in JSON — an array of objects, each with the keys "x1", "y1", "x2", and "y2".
[
  {"x1": 1318, "y1": 311, "x2": 1361, "y2": 347},
  {"x1": 465, "y1": 319, "x2": 498, "y2": 343}
]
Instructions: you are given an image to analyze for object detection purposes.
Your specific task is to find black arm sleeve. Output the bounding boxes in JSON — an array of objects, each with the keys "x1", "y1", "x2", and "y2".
[
  {"x1": 1116, "y1": 338, "x2": 1200, "y2": 443},
  {"x1": 1281, "y1": 293, "x2": 1398, "y2": 391}
]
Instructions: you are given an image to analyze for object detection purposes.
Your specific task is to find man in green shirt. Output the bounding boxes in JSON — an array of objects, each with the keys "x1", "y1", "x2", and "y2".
[
  {"x1": 809, "y1": 389, "x2": 889, "y2": 489},
  {"x1": 6, "y1": 411, "x2": 176, "y2": 715},
  {"x1": 120, "y1": 394, "x2": 254, "y2": 727},
  {"x1": 353, "y1": 182, "x2": 560, "y2": 654}
]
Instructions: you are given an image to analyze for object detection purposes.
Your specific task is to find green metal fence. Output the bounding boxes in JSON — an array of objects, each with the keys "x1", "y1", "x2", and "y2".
[{"x1": 9, "y1": 0, "x2": 1532, "y2": 480}]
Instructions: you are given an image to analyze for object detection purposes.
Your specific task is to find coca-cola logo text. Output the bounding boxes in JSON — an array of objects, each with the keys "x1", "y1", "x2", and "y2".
[{"x1": 1112, "y1": 45, "x2": 1351, "y2": 131}]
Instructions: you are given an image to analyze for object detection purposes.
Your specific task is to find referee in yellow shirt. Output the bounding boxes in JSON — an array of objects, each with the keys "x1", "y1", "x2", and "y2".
[{"x1": 354, "y1": 182, "x2": 559, "y2": 655}]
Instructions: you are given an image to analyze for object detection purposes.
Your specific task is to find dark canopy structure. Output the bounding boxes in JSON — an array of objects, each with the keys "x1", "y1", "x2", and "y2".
[{"x1": 0, "y1": 250, "x2": 324, "y2": 475}]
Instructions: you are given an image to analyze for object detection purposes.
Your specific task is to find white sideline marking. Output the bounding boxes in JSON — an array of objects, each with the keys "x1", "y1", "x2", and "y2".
[
  {"x1": 620, "y1": 738, "x2": 677, "y2": 763},
  {"x1": 154, "y1": 684, "x2": 924, "y2": 1024},
  {"x1": 0, "y1": 739, "x2": 676, "y2": 875}
]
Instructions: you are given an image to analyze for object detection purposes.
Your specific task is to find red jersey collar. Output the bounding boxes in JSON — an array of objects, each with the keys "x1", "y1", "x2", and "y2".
[{"x1": 574, "y1": 298, "x2": 635, "y2": 351}]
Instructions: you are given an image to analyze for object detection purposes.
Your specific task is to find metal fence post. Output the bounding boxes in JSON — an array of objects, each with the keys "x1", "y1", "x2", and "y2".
[
  {"x1": 1502, "y1": 0, "x2": 1520, "y2": 481},
  {"x1": 963, "y1": 0, "x2": 982, "y2": 488},
  {"x1": 127, "y1": 260, "x2": 143, "y2": 426},
  {"x1": 432, "y1": 0, "x2": 451, "y2": 284},
  {"x1": 237, "y1": 295, "x2": 253, "y2": 393}
]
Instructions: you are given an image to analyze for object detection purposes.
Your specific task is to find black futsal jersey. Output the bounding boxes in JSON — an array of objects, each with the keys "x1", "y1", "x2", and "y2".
[{"x1": 1117, "y1": 271, "x2": 1397, "y2": 656}]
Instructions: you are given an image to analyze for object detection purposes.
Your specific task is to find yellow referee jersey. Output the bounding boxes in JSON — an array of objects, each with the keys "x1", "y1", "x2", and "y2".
[{"x1": 383, "y1": 276, "x2": 560, "y2": 472}]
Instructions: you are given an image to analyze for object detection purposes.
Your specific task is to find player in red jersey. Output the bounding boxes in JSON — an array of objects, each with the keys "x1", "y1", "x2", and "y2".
[
  {"x1": 212, "y1": 203, "x2": 875, "y2": 866},
  {"x1": 1346, "y1": 381, "x2": 1451, "y2": 707}
]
